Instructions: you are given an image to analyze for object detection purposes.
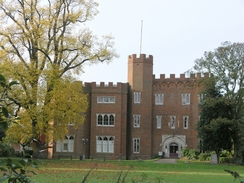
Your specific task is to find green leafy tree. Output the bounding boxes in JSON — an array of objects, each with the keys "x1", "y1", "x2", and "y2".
[
  {"x1": 0, "y1": 74, "x2": 20, "y2": 129},
  {"x1": 190, "y1": 42, "x2": 244, "y2": 157},
  {"x1": 0, "y1": 0, "x2": 118, "y2": 146},
  {"x1": 197, "y1": 77, "x2": 235, "y2": 161}
]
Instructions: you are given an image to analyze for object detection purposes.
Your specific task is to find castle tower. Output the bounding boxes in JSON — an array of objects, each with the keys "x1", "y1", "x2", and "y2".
[{"x1": 127, "y1": 54, "x2": 153, "y2": 159}]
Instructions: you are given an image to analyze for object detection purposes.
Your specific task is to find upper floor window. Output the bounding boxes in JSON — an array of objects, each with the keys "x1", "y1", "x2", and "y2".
[
  {"x1": 133, "y1": 115, "x2": 140, "y2": 128},
  {"x1": 97, "y1": 96, "x2": 115, "y2": 103},
  {"x1": 183, "y1": 116, "x2": 189, "y2": 129},
  {"x1": 198, "y1": 94, "x2": 205, "y2": 103},
  {"x1": 170, "y1": 116, "x2": 176, "y2": 129},
  {"x1": 96, "y1": 136, "x2": 114, "y2": 153},
  {"x1": 134, "y1": 92, "x2": 141, "y2": 104},
  {"x1": 56, "y1": 135, "x2": 75, "y2": 152},
  {"x1": 156, "y1": 116, "x2": 162, "y2": 129},
  {"x1": 182, "y1": 93, "x2": 190, "y2": 105},
  {"x1": 155, "y1": 94, "x2": 164, "y2": 105},
  {"x1": 133, "y1": 138, "x2": 140, "y2": 153},
  {"x1": 96, "y1": 114, "x2": 115, "y2": 126}
]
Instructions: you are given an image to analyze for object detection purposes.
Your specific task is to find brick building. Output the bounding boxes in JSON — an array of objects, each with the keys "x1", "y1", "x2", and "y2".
[{"x1": 53, "y1": 54, "x2": 206, "y2": 160}]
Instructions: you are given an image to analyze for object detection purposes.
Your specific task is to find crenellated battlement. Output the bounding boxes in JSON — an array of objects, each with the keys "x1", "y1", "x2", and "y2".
[
  {"x1": 83, "y1": 82, "x2": 128, "y2": 93},
  {"x1": 128, "y1": 54, "x2": 153, "y2": 64},
  {"x1": 153, "y1": 73, "x2": 210, "y2": 88},
  {"x1": 153, "y1": 73, "x2": 209, "y2": 81}
]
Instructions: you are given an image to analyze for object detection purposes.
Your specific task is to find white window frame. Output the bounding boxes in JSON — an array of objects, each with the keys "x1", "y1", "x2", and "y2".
[
  {"x1": 156, "y1": 116, "x2": 162, "y2": 129},
  {"x1": 170, "y1": 116, "x2": 176, "y2": 129},
  {"x1": 103, "y1": 137, "x2": 108, "y2": 152},
  {"x1": 134, "y1": 92, "x2": 141, "y2": 104},
  {"x1": 96, "y1": 136, "x2": 114, "y2": 153},
  {"x1": 155, "y1": 94, "x2": 164, "y2": 105},
  {"x1": 133, "y1": 115, "x2": 140, "y2": 128},
  {"x1": 96, "y1": 137, "x2": 102, "y2": 152},
  {"x1": 109, "y1": 137, "x2": 114, "y2": 153},
  {"x1": 183, "y1": 116, "x2": 189, "y2": 129},
  {"x1": 133, "y1": 138, "x2": 140, "y2": 153},
  {"x1": 198, "y1": 94, "x2": 204, "y2": 103},
  {"x1": 96, "y1": 114, "x2": 115, "y2": 126},
  {"x1": 182, "y1": 93, "x2": 190, "y2": 105},
  {"x1": 97, "y1": 96, "x2": 115, "y2": 103},
  {"x1": 56, "y1": 135, "x2": 75, "y2": 152}
]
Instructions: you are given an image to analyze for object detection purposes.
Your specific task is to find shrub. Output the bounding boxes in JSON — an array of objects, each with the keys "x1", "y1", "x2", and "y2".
[
  {"x1": 181, "y1": 148, "x2": 199, "y2": 160},
  {"x1": 0, "y1": 158, "x2": 38, "y2": 183},
  {"x1": 188, "y1": 149, "x2": 199, "y2": 160},
  {"x1": 220, "y1": 150, "x2": 232, "y2": 158},
  {"x1": 0, "y1": 142, "x2": 15, "y2": 157},
  {"x1": 153, "y1": 153, "x2": 163, "y2": 159},
  {"x1": 229, "y1": 157, "x2": 242, "y2": 165},
  {"x1": 199, "y1": 153, "x2": 211, "y2": 161},
  {"x1": 181, "y1": 148, "x2": 190, "y2": 158},
  {"x1": 219, "y1": 157, "x2": 230, "y2": 163}
]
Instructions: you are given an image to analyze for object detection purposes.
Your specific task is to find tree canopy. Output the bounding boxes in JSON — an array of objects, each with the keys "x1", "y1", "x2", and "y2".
[
  {"x1": 191, "y1": 42, "x2": 244, "y2": 157},
  {"x1": 197, "y1": 78, "x2": 235, "y2": 157},
  {"x1": 0, "y1": 0, "x2": 118, "y2": 145}
]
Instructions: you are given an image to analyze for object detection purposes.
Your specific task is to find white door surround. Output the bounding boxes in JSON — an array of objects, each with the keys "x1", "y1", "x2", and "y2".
[{"x1": 161, "y1": 135, "x2": 186, "y2": 158}]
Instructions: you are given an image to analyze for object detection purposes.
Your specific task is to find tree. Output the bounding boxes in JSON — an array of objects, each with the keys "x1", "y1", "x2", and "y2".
[
  {"x1": 197, "y1": 77, "x2": 235, "y2": 160},
  {"x1": 191, "y1": 42, "x2": 244, "y2": 157},
  {"x1": 0, "y1": 74, "x2": 20, "y2": 128},
  {"x1": 0, "y1": 0, "x2": 118, "y2": 147}
]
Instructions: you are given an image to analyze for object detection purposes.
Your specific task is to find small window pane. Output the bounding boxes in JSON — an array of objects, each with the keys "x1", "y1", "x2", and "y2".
[
  {"x1": 156, "y1": 116, "x2": 162, "y2": 129},
  {"x1": 171, "y1": 116, "x2": 175, "y2": 129},
  {"x1": 133, "y1": 115, "x2": 140, "y2": 128},
  {"x1": 104, "y1": 115, "x2": 109, "y2": 125},
  {"x1": 109, "y1": 115, "x2": 114, "y2": 126},
  {"x1": 98, "y1": 115, "x2": 103, "y2": 125}
]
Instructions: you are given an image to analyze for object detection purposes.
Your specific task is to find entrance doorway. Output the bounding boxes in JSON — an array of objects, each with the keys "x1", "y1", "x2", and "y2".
[{"x1": 170, "y1": 142, "x2": 178, "y2": 158}]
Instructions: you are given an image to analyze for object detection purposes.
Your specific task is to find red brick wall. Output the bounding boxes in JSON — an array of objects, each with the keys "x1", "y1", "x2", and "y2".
[
  {"x1": 52, "y1": 54, "x2": 206, "y2": 160},
  {"x1": 88, "y1": 82, "x2": 128, "y2": 160}
]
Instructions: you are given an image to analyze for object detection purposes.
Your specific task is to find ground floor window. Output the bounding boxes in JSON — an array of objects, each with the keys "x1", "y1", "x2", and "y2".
[
  {"x1": 56, "y1": 135, "x2": 75, "y2": 152},
  {"x1": 96, "y1": 136, "x2": 114, "y2": 153},
  {"x1": 133, "y1": 138, "x2": 140, "y2": 153},
  {"x1": 156, "y1": 116, "x2": 162, "y2": 129}
]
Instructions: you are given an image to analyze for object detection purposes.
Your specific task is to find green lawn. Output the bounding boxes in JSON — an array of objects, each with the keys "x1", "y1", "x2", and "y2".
[{"x1": 1, "y1": 158, "x2": 244, "y2": 183}]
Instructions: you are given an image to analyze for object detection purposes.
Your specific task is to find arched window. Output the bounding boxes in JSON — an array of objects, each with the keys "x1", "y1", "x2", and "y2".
[
  {"x1": 98, "y1": 114, "x2": 103, "y2": 125},
  {"x1": 96, "y1": 136, "x2": 115, "y2": 153},
  {"x1": 68, "y1": 135, "x2": 74, "y2": 152},
  {"x1": 63, "y1": 136, "x2": 69, "y2": 151},
  {"x1": 96, "y1": 136, "x2": 102, "y2": 152},
  {"x1": 104, "y1": 115, "x2": 108, "y2": 125},
  {"x1": 109, "y1": 137, "x2": 114, "y2": 153},
  {"x1": 109, "y1": 115, "x2": 114, "y2": 126},
  {"x1": 56, "y1": 135, "x2": 75, "y2": 152},
  {"x1": 103, "y1": 137, "x2": 108, "y2": 152}
]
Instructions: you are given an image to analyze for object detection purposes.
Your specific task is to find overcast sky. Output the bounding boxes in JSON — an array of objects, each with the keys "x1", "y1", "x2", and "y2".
[{"x1": 80, "y1": 0, "x2": 244, "y2": 83}]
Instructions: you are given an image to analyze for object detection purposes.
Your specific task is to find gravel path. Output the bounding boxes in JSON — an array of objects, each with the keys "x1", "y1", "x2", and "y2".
[{"x1": 154, "y1": 158, "x2": 177, "y2": 164}]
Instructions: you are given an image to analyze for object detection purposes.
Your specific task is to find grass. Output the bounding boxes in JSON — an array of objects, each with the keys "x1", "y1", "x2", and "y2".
[{"x1": 1, "y1": 158, "x2": 244, "y2": 183}]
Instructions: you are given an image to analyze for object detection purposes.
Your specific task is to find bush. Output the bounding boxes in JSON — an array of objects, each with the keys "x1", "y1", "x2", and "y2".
[
  {"x1": 219, "y1": 157, "x2": 230, "y2": 163},
  {"x1": 181, "y1": 148, "x2": 199, "y2": 160},
  {"x1": 0, "y1": 142, "x2": 15, "y2": 157},
  {"x1": 153, "y1": 153, "x2": 163, "y2": 159},
  {"x1": 229, "y1": 157, "x2": 242, "y2": 165},
  {"x1": 188, "y1": 149, "x2": 199, "y2": 160},
  {"x1": 181, "y1": 148, "x2": 190, "y2": 158},
  {"x1": 199, "y1": 153, "x2": 211, "y2": 161},
  {"x1": 220, "y1": 150, "x2": 232, "y2": 158}
]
